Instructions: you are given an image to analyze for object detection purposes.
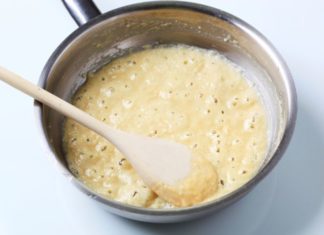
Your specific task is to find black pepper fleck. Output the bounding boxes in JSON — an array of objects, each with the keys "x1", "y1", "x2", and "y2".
[{"x1": 119, "y1": 158, "x2": 126, "y2": 166}]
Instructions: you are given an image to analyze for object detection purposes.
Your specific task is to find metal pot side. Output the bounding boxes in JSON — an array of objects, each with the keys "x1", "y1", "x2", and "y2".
[{"x1": 34, "y1": 1, "x2": 297, "y2": 223}]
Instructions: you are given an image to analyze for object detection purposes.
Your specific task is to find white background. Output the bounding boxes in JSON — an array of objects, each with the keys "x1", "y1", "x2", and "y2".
[{"x1": 0, "y1": 0, "x2": 324, "y2": 234}]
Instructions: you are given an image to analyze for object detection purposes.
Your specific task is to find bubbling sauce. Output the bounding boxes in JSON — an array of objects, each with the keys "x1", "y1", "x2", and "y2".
[{"x1": 63, "y1": 45, "x2": 268, "y2": 208}]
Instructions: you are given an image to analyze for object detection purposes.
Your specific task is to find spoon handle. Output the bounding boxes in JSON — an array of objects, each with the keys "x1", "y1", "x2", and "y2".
[{"x1": 0, "y1": 66, "x2": 115, "y2": 141}]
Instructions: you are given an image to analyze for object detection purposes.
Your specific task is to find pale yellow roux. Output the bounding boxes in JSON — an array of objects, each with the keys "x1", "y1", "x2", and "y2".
[{"x1": 63, "y1": 45, "x2": 268, "y2": 208}]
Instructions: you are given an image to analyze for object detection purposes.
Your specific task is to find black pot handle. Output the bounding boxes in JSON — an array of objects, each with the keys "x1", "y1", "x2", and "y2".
[{"x1": 62, "y1": 0, "x2": 101, "y2": 26}]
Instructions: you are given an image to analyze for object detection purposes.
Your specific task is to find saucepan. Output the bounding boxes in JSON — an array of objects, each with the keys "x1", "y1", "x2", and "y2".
[{"x1": 34, "y1": 0, "x2": 297, "y2": 222}]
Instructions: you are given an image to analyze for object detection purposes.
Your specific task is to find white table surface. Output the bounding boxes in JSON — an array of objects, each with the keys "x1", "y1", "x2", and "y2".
[{"x1": 0, "y1": 0, "x2": 324, "y2": 234}]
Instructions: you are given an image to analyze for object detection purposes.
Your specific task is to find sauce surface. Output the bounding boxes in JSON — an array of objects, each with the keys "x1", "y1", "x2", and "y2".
[{"x1": 63, "y1": 45, "x2": 268, "y2": 208}]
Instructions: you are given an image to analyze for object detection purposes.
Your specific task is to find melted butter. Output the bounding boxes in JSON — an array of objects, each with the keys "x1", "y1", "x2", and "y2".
[{"x1": 63, "y1": 45, "x2": 268, "y2": 208}]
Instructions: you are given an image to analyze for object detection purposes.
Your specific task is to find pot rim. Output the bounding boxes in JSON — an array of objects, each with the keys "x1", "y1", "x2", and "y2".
[{"x1": 34, "y1": 1, "x2": 297, "y2": 216}]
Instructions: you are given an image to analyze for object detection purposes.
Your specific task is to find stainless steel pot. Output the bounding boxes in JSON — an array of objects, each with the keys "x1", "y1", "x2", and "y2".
[{"x1": 34, "y1": 0, "x2": 297, "y2": 223}]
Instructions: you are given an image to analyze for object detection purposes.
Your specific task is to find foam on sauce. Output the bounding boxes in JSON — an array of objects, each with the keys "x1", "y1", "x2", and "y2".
[{"x1": 63, "y1": 45, "x2": 268, "y2": 208}]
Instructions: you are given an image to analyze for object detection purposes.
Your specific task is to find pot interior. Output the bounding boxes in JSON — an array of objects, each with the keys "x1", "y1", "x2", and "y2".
[{"x1": 42, "y1": 6, "x2": 288, "y2": 204}]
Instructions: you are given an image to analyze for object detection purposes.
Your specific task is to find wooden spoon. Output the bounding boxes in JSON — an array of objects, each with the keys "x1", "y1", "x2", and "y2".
[{"x1": 0, "y1": 66, "x2": 218, "y2": 207}]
